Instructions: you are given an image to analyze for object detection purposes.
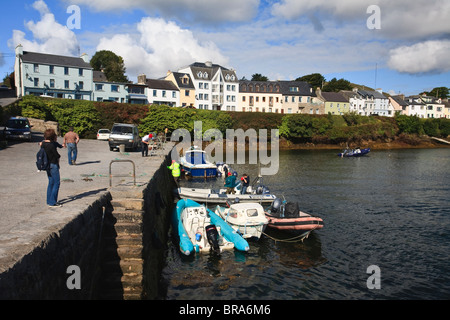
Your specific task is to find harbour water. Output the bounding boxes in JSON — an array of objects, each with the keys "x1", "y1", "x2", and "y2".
[{"x1": 160, "y1": 148, "x2": 450, "y2": 300}]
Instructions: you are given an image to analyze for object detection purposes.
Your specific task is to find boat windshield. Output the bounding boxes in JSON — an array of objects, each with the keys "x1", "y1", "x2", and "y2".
[
  {"x1": 227, "y1": 209, "x2": 238, "y2": 218},
  {"x1": 246, "y1": 209, "x2": 259, "y2": 217},
  {"x1": 187, "y1": 151, "x2": 210, "y2": 165}
]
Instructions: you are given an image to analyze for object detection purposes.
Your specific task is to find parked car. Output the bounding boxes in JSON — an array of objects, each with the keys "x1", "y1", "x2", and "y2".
[
  {"x1": 97, "y1": 129, "x2": 110, "y2": 140},
  {"x1": 4, "y1": 117, "x2": 32, "y2": 142},
  {"x1": 108, "y1": 123, "x2": 140, "y2": 151}
]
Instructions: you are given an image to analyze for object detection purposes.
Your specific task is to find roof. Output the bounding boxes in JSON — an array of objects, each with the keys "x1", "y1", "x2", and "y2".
[
  {"x1": 93, "y1": 71, "x2": 108, "y2": 82},
  {"x1": 278, "y1": 81, "x2": 315, "y2": 96},
  {"x1": 21, "y1": 51, "x2": 92, "y2": 69},
  {"x1": 145, "y1": 79, "x2": 179, "y2": 91},
  {"x1": 239, "y1": 80, "x2": 282, "y2": 93},
  {"x1": 358, "y1": 89, "x2": 388, "y2": 100},
  {"x1": 321, "y1": 92, "x2": 349, "y2": 103},
  {"x1": 188, "y1": 62, "x2": 238, "y2": 82},
  {"x1": 171, "y1": 72, "x2": 195, "y2": 89},
  {"x1": 390, "y1": 95, "x2": 409, "y2": 107}
]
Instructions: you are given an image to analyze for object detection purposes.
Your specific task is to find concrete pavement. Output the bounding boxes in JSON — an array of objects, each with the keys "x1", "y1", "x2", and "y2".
[{"x1": 0, "y1": 133, "x2": 173, "y2": 272}]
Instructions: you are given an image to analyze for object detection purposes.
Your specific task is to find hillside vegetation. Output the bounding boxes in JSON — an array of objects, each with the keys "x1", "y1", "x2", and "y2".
[{"x1": 2, "y1": 96, "x2": 449, "y2": 148}]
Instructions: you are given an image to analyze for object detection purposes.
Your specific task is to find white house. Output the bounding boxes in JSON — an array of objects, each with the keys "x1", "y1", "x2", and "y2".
[
  {"x1": 178, "y1": 61, "x2": 239, "y2": 111},
  {"x1": 14, "y1": 44, "x2": 93, "y2": 100},
  {"x1": 138, "y1": 75, "x2": 179, "y2": 107}
]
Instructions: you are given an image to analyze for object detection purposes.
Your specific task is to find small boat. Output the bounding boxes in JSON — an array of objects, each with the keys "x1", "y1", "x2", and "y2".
[
  {"x1": 180, "y1": 147, "x2": 217, "y2": 178},
  {"x1": 265, "y1": 199, "x2": 324, "y2": 239},
  {"x1": 338, "y1": 147, "x2": 370, "y2": 157},
  {"x1": 172, "y1": 198, "x2": 250, "y2": 255},
  {"x1": 176, "y1": 186, "x2": 277, "y2": 205},
  {"x1": 215, "y1": 202, "x2": 268, "y2": 240}
]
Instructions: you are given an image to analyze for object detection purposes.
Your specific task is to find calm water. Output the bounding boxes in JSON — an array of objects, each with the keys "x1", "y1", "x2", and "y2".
[{"x1": 160, "y1": 148, "x2": 450, "y2": 300}]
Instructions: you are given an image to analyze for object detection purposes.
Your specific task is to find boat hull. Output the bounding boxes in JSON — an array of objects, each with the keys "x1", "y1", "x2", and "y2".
[
  {"x1": 176, "y1": 187, "x2": 277, "y2": 205},
  {"x1": 265, "y1": 212, "x2": 324, "y2": 232},
  {"x1": 338, "y1": 148, "x2": 370, "y2": 157}
]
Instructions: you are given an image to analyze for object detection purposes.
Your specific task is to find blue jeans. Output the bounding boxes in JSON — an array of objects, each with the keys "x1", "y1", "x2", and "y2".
[
  {"x1": 46, "y1": 163, "x2": 60, "y2": 206},
  {"x1": 241, "y1": 186, "x2": 248, "y2": 194},
  {"x1": 67, "y1": 143, "x2": 77, "y2": 164}
]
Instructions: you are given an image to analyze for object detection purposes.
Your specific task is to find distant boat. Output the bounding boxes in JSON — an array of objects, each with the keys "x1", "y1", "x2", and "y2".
[
  {"x1": 338, "y1": 147, "x2": 370, "y2": 157},
  {"x1": 172, "y1": 198, "x2": 249, "y2": 255},
  {"x1": 215, "y1": 202, "x2": 268, "y2": 240},
  {"x1": 180, "y1": 147, "x2": 217, "y2": 178}
]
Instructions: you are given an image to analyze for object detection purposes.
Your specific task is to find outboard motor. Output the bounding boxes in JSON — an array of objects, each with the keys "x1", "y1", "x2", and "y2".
[
  {"x1": 256, "y1": 185, "x2": 263, "y2": 194},
  {"x1": 262, "y1": 186, "x2": 270, "y2": 194},
  {"x1": 205, "y1": 225, "x2": 220, "y2": 252},
  {"x1": 270, "y1": 198, "x2": 283, "y2": 213}
]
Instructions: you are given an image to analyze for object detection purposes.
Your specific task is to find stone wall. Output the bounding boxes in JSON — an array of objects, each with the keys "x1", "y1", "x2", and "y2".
[
  {"x1": 0, "y1": 193, "x2": 113, "y2": 299},
  {"x1": 28, "y1": 118, "x2": 60, "y2": 136}
]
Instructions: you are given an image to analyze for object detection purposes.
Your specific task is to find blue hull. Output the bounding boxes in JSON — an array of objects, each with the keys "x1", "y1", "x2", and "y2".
[
  {"x1": 183, "y1": 166, "x2": 217, "y2": 178},
  {"x1": 338, "y1": 148, "x2": 370, "y2": 157},
  {"x1": 172, "y1": 199, "x2": 249, "y2": 255}
]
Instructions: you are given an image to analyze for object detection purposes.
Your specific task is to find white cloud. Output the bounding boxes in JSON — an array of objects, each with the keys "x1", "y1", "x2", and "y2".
[
  {"x1": 271, "y1": 0, "x2": 450, "y2": 40},
  {"x1": 96, "y1": 17, "x2": 229, "y2": 80},
  {"x1": 8, "y1": 0, "x2": 79, "y2": 56},
  {"x1": 388, "y1": 40, "x2": 450, "y2": 74},
  {"x1": 63, "y1": 0, "x2": 260, "y2": 24}
]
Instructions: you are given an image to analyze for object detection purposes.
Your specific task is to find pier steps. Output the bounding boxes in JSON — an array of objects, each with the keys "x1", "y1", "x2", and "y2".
[{"x1": 99, "y1": 193, "x2": 145, "y2": 300}]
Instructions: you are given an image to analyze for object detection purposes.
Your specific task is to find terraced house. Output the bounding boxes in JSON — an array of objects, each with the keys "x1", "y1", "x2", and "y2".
[{"x1": 15, "y1": 45, "x2": 93, "y2": 100}]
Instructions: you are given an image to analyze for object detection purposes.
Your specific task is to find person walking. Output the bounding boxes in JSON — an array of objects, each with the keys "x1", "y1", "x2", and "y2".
[
  {"x1": 240, "y1": 173, "x2": 250, "y2": 194},
  {"x1": 167, "y1": 160, "x2": 181, "y2": 183},
  {"x1": 41, "y1": 129, "x2": 62, "y2": 208},
  {"x1": 224, "y1": 172, "x2": 236, "y2": 194},
  {"x1": 63, "y1": 127, "x2": 79, "y2": 165}
]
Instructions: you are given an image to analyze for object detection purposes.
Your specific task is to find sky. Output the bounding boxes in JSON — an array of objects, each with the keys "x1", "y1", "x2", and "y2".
[{"x1": 1, "y1": 0, "x2": 449, "y2": 96}]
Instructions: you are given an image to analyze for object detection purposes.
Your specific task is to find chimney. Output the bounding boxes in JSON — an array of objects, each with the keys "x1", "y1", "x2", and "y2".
[
  {"x1": 137, "y1": 74, "x2": 147, "y2": 85},
  {"x1": 15, "y1": 44, "x2": 23, "y2": 56},
  {"x1": 80, "y1": 53, "x2": 89, "y2": 63}
]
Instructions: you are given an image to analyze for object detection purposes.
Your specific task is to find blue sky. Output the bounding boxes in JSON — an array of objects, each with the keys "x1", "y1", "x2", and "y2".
[{"x1": 1, "y1": 0, "x2": 449, "y2": 96}]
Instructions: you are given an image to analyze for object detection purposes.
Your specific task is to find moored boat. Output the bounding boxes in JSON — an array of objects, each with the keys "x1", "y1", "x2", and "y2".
[
  {"x1": 338, "y1": 147, "x2": 370, "y2": 157},
  {"x1": 215, "y1": 202, "x2": 268, "y2": 240},
  {"x1": 172, "y1": 198, "x2": 249, "y2": 255},
  {"x1": 265, "y1": 199, "x2": 324, "y2": 239},
  {"x1": 180, "y1": 147, "x2": 217, "y2": 178}
]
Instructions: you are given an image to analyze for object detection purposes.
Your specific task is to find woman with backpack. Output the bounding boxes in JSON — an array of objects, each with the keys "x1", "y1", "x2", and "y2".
[{"x1": 41, "y1": 129, "x2": 62, "y2": 208}]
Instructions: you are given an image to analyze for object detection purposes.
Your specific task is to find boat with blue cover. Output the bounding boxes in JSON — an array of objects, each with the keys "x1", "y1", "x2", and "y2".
[
  {"x1": 172, "y1": 198, "x2": 250, "y2": 255},
  {"x1": 180, "y1": 147, "x2": 217, "y2": 178}
]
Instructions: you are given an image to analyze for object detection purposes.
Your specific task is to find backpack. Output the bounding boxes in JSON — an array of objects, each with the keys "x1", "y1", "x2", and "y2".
[{"x1": 36, "y1": 147, "x2": 50, "y2": 171}]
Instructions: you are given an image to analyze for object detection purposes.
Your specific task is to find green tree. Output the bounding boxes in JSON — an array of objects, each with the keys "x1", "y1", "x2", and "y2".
[
  {"x1": 90, "y1": 50, "x2": 129, "y2": 83},
  {"x1": 251, "y1": 73, "x2": 268, "y2": 81},
  {"x1": 322, "y1": 78, "x2": 352, "y2": 92},
  {"x1": 295, "y1": 73, "x2": 325, "y2": 90}
]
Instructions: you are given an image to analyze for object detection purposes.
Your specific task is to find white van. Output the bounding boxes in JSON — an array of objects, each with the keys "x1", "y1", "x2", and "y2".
[{"x1": 108, "y1": 123, "x2": 140, "y2": 151}]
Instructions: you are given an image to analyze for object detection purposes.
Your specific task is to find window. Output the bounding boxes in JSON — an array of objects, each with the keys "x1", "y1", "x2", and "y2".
[
  {"x1": 34, "y1": 64, "x2": 39, "y2": 73},
  {"x1": 95, "y1": 84, "x2": 104, "y2": 91},
  {"x1": 64, "y1": 67, "x2": 69, "y2": 75},
  {"x1": 49, "y1": 65, "x2": 54, "y2": 74},
  {"x1": 65, "y1": 80, "x2": 69, "y2": 89},
  {"x1": 79, "y1": 68, "x2": 83, "y2": 76},
  {"x1": 185, "y1": 90, "x2": 190, "y2": 96},
  {"x1": 289, "y1": 87, "x2": 299, "y2": 92},
  {"x1": 111, "y1": 85, "x2": 119, "y2": 92},
  {"x1": 34, "y1": 78, "x2": 39, "y2": 87},
  {"x1": 153, "y1": 90, "x2": 157, "y2": 97},
  {"x1": 79, "y1": 81, "x2": 84, "y2": 89},
  {"x1": 162, "y1": 90, "x2": 166, "y2": 97},
  {"x1": 50, "y1": 79, "x2": 55, "y2": 88},
  {"x1": 172, "y1": 91, "x2": 176, "y2": 98},
  {"x1": 199, "y1": 82, "x2": 203, "y2": 89}
]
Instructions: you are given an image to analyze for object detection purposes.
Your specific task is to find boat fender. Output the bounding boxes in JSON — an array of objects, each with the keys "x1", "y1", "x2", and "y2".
[
  {"x1": 234, "y1": 197, "x2": 240, "y2": 204},
  {"x1": 195, "y1": 232, "x2": 202, "y2": 241},
  {"x1": 205, "y1": 225, "x2": 220, "y2": 252}
]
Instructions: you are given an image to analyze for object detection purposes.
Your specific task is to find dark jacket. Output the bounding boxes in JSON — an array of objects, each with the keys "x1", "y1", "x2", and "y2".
[{"x1": 41, "y1": 141, "x2": 61, "y2": 165}]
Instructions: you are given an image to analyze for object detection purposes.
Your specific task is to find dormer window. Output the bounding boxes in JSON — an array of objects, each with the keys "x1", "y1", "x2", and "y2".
[
  {"x1": 203, "y1": 72, "x2": 208, "y2": 78},
  {"x1": 197, "y1": 71, "x2": 203, "y2": 78}
]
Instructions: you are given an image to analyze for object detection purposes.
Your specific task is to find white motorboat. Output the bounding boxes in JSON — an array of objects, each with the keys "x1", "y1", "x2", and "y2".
[
  {"x1": 179, "y1": 147, "x2": 217, "y2": 178},
  {"x1": 214, "y1": 202, "x2": 268, "y2": 240}
]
